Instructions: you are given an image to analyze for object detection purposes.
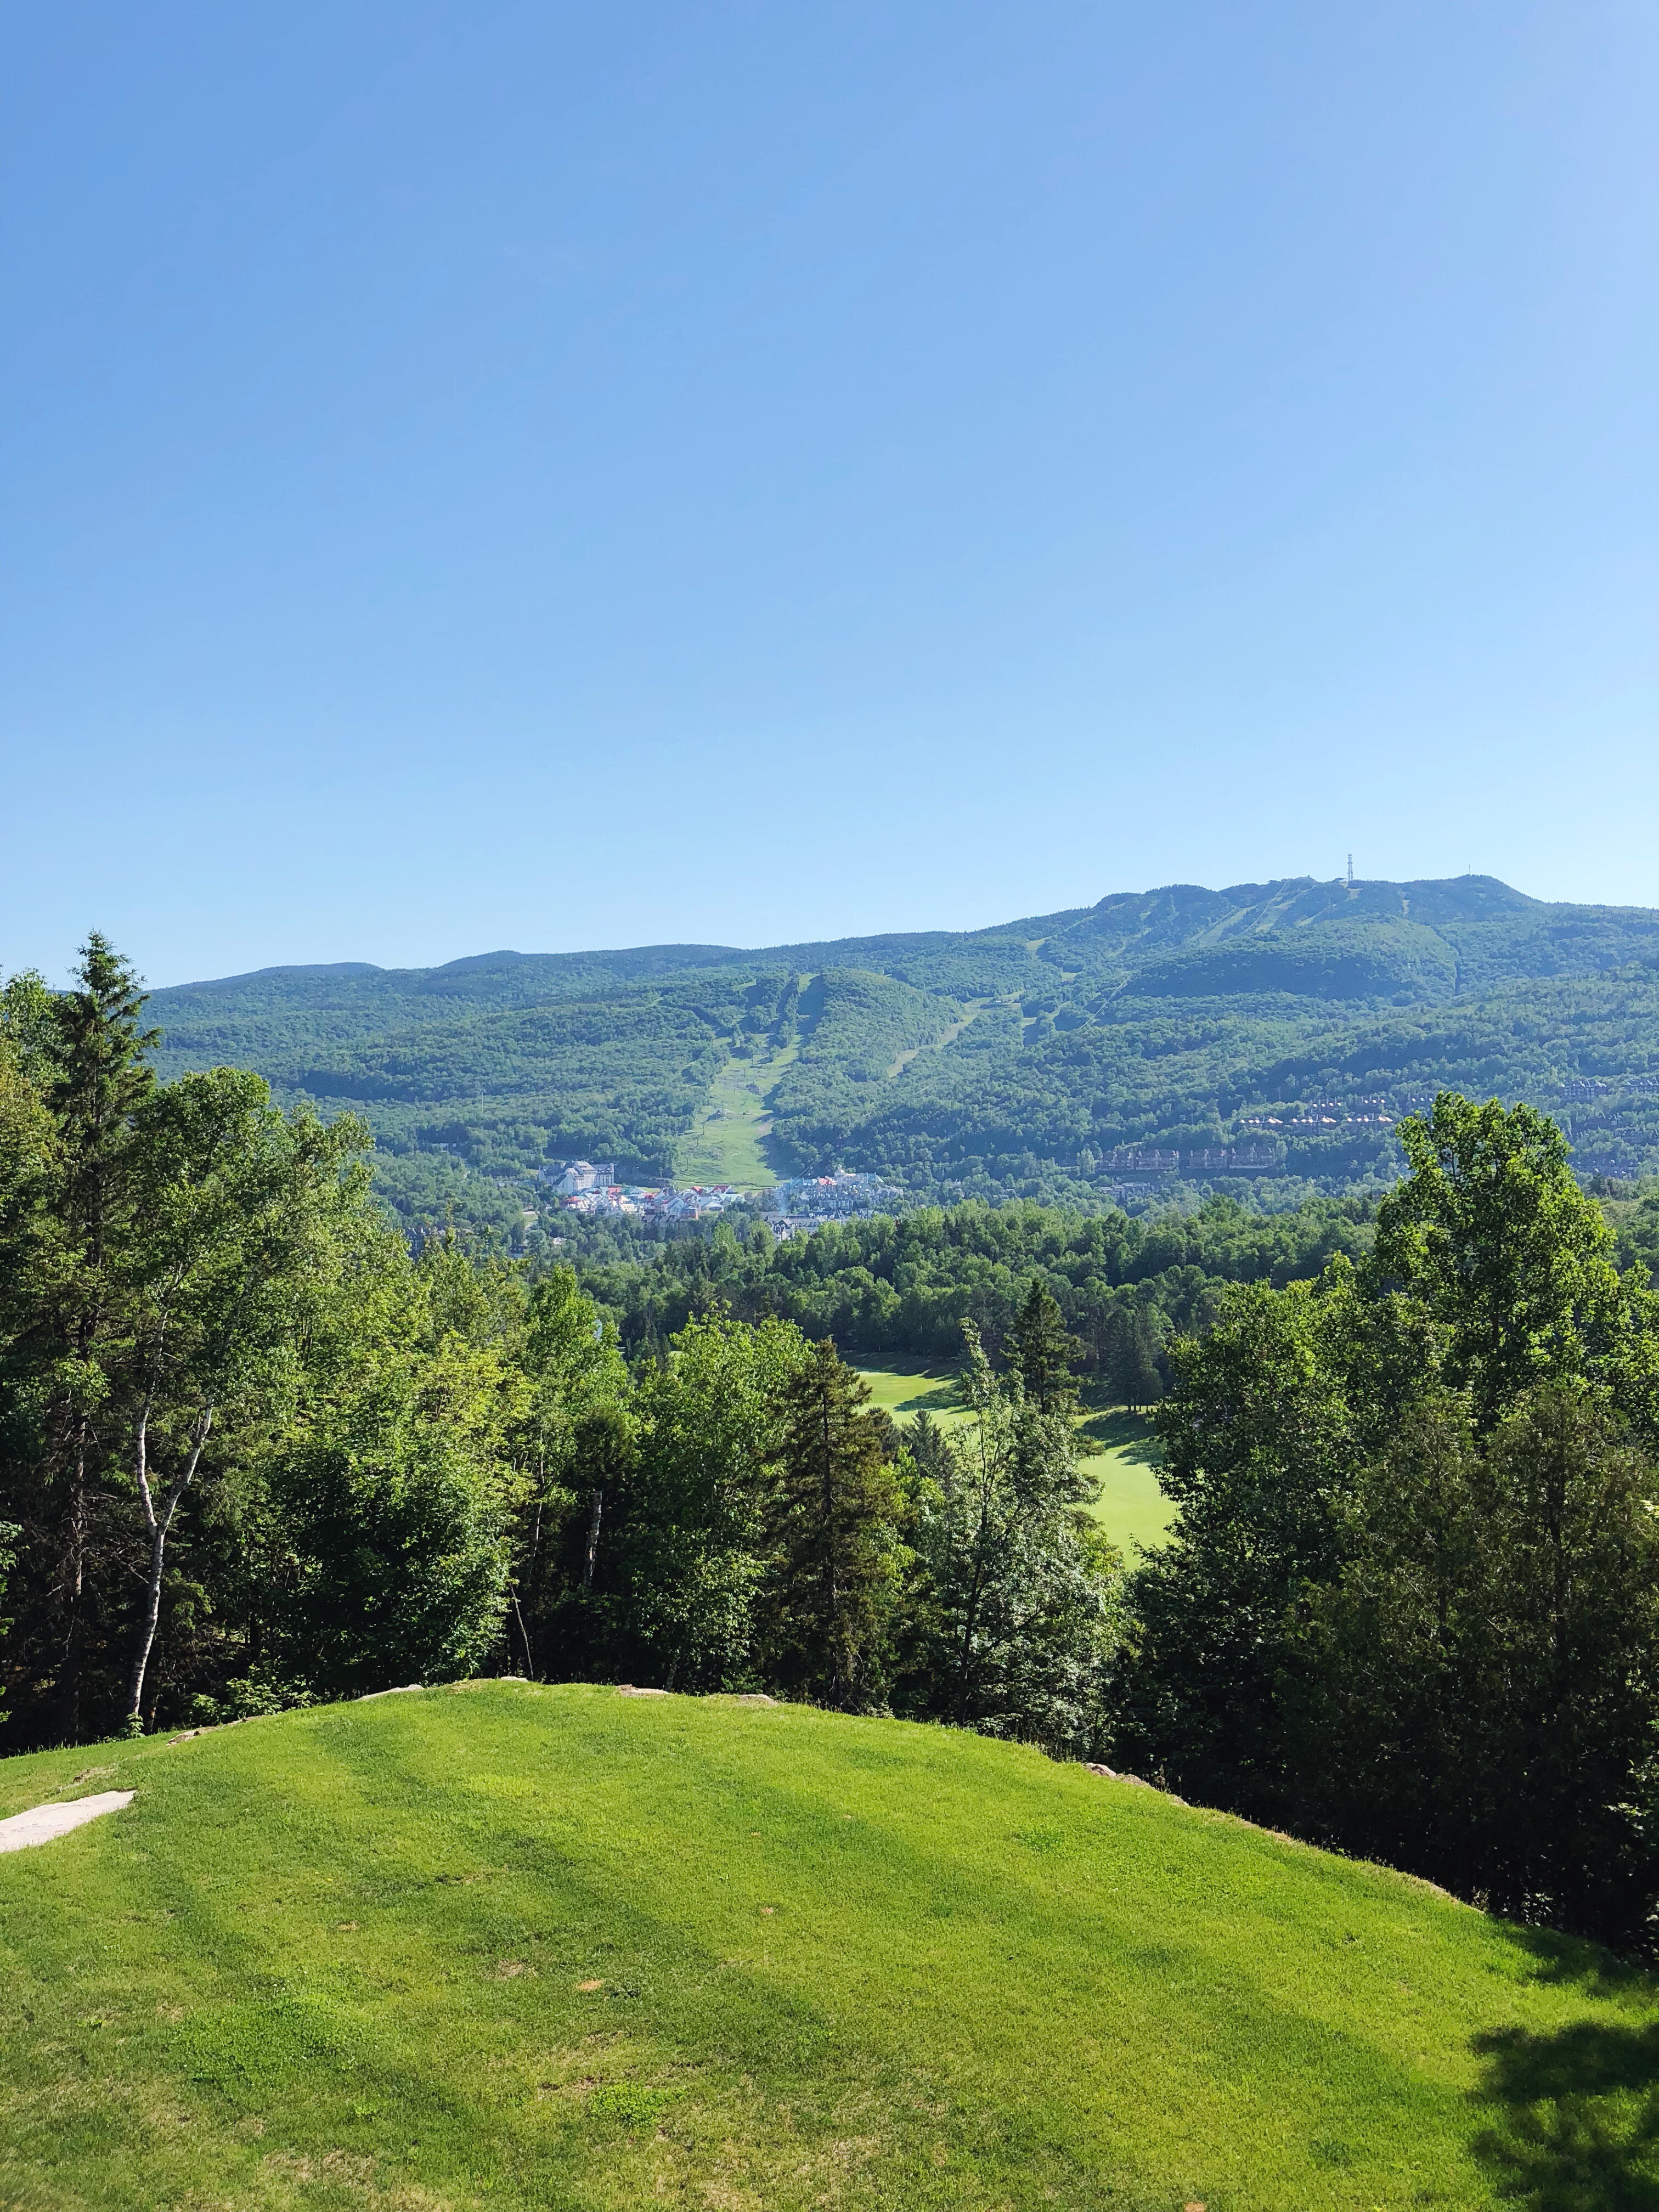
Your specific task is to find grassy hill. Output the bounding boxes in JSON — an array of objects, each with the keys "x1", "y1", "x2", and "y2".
[
  {"x1": 3, "y1": 1683, "x2": 1655, "y2": 2209},
  {"x1": 143, "y1": 874, "x2": 1659, "y2": 1233}
]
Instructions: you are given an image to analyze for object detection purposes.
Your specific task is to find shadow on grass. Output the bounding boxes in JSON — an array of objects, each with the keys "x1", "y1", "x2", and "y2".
[
  {"x1": 1079, "y1": 1408, "x2": 1163, "y2": 1464},
  {"x1": 884, "y1": 1373, "x2": 968, "y2": 1417},
  {"x1": 850, "y1": 1360, "x2": 971, "y2": 1417},
  {"x1": 1471, "y1": 1927, "x2": 1659, "y2": 2208}
]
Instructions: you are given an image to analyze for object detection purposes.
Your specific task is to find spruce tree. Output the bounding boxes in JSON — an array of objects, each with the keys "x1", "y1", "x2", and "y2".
[
  {"x1": 5, "y1": 936, "x2": 159, "y2": 1739},
  {"x1": 763, "y1": 1338, "x2": 902, "y2": 1708},
  {"x1": 46, "y1": 935, "x2": 159, "y2": 1252},
  {"x1": 1106, "y1": 1306, "x2": 1164, "y2": 1411},
  {"x1": 1007, "y1": 1280, "x2": 1081, "y2": 1414}
]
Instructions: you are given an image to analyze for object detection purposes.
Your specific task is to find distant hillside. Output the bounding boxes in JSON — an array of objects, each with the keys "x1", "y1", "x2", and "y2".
[{"x1": 149, "y1": 874, "x2": 1659, "y2": 1232}]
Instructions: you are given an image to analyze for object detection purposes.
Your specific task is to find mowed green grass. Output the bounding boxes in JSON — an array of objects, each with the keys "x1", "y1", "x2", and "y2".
[
  {"x1": 855, "y1": 1359, "x2": 972, "y2": 1428},
  {"x1": 4, "y1": 1688, "x2": 1657, "y2": 2210},
  {"x1": 857, "y1": 1365, "x2": 1176, "y2": 1554},
  {"x1": 1081, "y1": 1409, "x2": 1177, "y2": 1554}
]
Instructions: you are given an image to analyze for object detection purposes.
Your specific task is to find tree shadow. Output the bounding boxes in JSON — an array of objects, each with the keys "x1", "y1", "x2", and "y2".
[
  {"x1": 856, "y1": 1362, "x2": 969, "y2": 1418},
  {"x1": 1471, "y1": 1926, "x2": 1659, "y2": 2208},
  {"x1": 1079, "y1": 1408, "x2": 1161, "y2": 1463}
]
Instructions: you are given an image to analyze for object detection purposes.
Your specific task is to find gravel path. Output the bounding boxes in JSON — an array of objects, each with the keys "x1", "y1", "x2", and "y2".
[{"x1": 0, "y1": 1791, "x2": 134, "y2": 1853}]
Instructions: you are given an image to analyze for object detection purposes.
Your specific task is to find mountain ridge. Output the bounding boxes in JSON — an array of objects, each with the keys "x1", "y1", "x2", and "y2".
[
  {"x1": 145, "y1": 874, "x2": 1659, "y2": 1233},
  {"x1": 166, "y1": 871, "x2": 1566, "y2": 994}
]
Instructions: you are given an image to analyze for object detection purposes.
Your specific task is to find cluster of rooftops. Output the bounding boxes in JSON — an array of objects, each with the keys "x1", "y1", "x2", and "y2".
[{"x1": 538, "y1": 1161, "x2": 904, "y2": 1232}]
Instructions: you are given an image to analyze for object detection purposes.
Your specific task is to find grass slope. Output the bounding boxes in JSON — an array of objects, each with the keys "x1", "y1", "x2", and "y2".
[
  {"x1": 673, "y1": 1042, "x2": 798, "y2": 1188},
  {"x1": 856, "y1": 1368, "x2": 1175, "y2": 1554},
  {"x1": 4, "y1": 1686, "x2": 1655, "y2": 2209},
  {"x1": 1080, "y1": 1412, "x2": 1177, "y2": 1554},
  {"x1": 853, "y1": 1360, "x2": 973, "y2": 1429}
]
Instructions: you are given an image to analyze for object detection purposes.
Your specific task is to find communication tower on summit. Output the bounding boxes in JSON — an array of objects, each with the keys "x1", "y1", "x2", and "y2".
[{"x1": 1346, "y1": 854, "x2": 1355, "y2": 888}]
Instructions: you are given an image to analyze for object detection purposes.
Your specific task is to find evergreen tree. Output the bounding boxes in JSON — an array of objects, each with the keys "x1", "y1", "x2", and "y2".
[
  {"x1": 1112, "y1": 1092, "x2": 1659, "y2": 1948},
  {"x1": 45, "y1": 934, "x2": 159, "y2": 1235},
  {"x1": 0, "y1": 936, "x2": 159, "y2": 1740},
  {"x1": 1104, "y1": 1304, "x2": 1164, "y2": 1410},
  {"x1": 903, "y1": 1408, "x2": 957, "y2": 1489},
  {"x1": 1, "y1": 939, "x2": 523, "y2": 1736},
  {"x1": 1113, "y1": 1261, "x2": 1436, "y2": 1817},
  {"x1": 761, "y1": 1337, "x2": 904, "y2": 1709},
  {"x1": 1298, "y1": 1389, "x2": 1659, "y2": 1948},
  {"x1": 1007, "y1": 1280, "x2": 1081, "y2": 1414}
]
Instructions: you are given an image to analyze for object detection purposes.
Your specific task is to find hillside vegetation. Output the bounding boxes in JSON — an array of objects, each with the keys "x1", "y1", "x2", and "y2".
[
  {"x1": 4, "y1": 1681, "x2": 1655, "y2": 2211},
  {"x1": 9, "y1": 943, "x2": 1659, "y2": 2205},
  {"x1": 12, "y1": 953, "x2": 1659, "y2": 1971},
  {"x1": 142, "y1": 873, "x2": 1659, "y2": 1234},
  {"x1": 570, "y1": 1189, "x2": 1374, "y2": 1369}
]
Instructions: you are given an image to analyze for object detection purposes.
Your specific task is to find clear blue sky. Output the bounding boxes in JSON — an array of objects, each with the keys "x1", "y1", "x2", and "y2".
[{"x1": 3, "y1": 3, "x2": 1655, "y2": 986}]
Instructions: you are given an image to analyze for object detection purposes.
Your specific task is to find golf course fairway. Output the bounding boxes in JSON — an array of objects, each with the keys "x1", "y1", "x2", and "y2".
[{"x1": 1, "y1": 1681, "x2": 1652, "y2": 2209}]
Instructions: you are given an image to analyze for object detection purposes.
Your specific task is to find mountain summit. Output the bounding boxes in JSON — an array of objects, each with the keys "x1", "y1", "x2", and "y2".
[{"x1": 149, "y1": 876, "x2": 1659, "y2": 1228}]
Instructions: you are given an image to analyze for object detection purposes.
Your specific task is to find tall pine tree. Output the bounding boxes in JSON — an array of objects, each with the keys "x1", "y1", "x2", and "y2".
[
  {"x1": 1, "y1": 936, "x2": 158, "y2": 1740},
  {"x1": 1007, "y1": 1280, "x2": 1081, "y2": 1414},
  {"x1": 761, "y1": 1338, "x2": 903, "y2": 1709}
]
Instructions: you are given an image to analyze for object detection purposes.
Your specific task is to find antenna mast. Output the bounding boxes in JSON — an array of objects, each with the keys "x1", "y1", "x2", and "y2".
[{"x1": 1346, "y1": 853, "x2": 1354, "y2": 889}]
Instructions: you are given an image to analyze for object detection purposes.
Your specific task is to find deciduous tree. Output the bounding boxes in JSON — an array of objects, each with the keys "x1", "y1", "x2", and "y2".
[{"x1": 906, "y1": 1324, "x2": 1112, "y2": 1754}]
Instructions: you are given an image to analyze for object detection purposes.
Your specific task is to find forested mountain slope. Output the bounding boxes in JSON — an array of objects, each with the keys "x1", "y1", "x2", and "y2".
[{"x1": 149, "y1": 874, "x2": 1659, "y2": 1225}]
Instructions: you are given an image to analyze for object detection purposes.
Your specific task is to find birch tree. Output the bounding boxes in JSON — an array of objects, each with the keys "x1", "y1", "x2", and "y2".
[{"x1": 120, "y1": 1070, "x2": 362, "y2": 1729}]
